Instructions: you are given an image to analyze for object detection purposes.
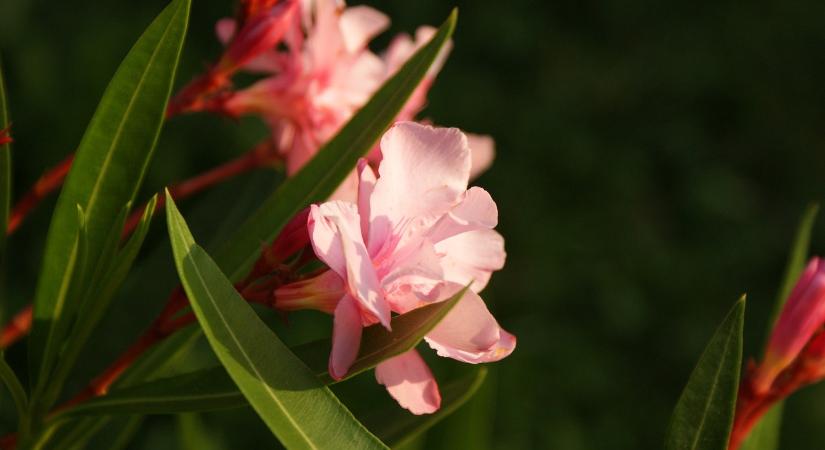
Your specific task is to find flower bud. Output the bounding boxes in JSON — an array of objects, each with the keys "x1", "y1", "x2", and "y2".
[
  {"x1": 753, "y1": 257, "x2": 825, "y2": 392},
  {"x1": 217, "y1": 1, "x2": 297, "y2": 75},
  {"x1": 274, "y1": 270, "x2": 343, "y2": 313}
]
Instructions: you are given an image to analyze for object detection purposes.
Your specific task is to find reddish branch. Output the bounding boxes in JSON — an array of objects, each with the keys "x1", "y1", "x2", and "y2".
[
  {"x1": 0, "y1": 305, "x2": 32, "y2": 349},
  {"x1": 6, "y1": 154, "x2": 74, "y2": 235}
]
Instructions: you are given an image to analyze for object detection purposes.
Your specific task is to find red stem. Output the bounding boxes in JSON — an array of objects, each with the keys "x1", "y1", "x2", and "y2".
[
  {"x1": 6, "y1": 154, "x2": 74, "y2": 235},
  {"x1": 0, "y1": 305, "x2": 32, "y2": 349}
]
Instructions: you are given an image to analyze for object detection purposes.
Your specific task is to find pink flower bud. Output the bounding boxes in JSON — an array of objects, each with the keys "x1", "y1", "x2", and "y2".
[
  {"x1": 217, "y1": 1, "x2": 297, "y2": 75},
  {"x1": 753, "y1": 257, "x2": 825, "y2": 392},
  {"x1": 274, "y1": 270, "x2": 344, "y2": 314}
]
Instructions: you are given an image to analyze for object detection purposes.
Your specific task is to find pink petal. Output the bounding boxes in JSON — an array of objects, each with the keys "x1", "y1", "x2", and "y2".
[
  {"x1": 435, "y1": 229, "x2": 506, "y2": 292},
  {"x1": 369, "y1": 122, "x2": 472, "y2": 248},
  {"x1": 427, "y1": 187, "x2": 499, "y2": 244},
  {"x1": 309, "y1": 201, "x2": 391, "y2": 327},
  {"x1": 329, "y1": 295, "x2": 363, "y2": 380},
  {"x1": 425, "y1": 287, "x2": 516, "y2": 363},
  {"x1": 466, "y1": 133, "x2": 495, "y2": 179},
  {"x1": 339, "y1": 6, "x2": 389, "y2": 53},
  {"x1": 375, "y1": 349, "x2": 441, "y2": 415},
  {"x1": 357, "y1": 159, "x2": 377, "y2": 243}
]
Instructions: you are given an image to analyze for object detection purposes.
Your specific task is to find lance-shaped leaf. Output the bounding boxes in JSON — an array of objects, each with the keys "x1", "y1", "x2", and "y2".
[
  {"x1": 54, "y1": 367, "x2": 245, "y2": 417},
  {"x1": 166, "y1": 194, "x2": 387, "y2": 449},
  {"x1": 294, "y1": 289, "x2": 467, "y2": 383},
  {"x1": 741, "y1": 203, "x2": 819, "y2": 450},
  {"x1": 214, "y1": 10, "x2": 458, "y2": 281},
  {"x1": 0, "y1": 353, "x2": 29, "y2": 437},
  {"x1": 665, "y1": 297, "x2": 745, "y2": 450},
  {"x1": 29, "y1": 0, "x2": 190, "y2": 396}
]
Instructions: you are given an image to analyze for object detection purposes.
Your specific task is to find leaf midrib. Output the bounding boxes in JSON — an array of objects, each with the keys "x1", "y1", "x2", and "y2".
[{"x1": 688, "y1": 327, "x2": 735, "y2": 450}]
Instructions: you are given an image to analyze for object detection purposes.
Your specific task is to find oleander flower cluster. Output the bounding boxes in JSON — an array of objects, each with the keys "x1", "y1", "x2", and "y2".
[{"x1": 211, "y1": 0, "x2": 494, "y2": 198}]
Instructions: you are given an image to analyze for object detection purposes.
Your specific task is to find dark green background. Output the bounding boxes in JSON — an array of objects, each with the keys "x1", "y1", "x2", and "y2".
[{"x1": 3, "y1": 0, "x2": 825, "y2": 448}]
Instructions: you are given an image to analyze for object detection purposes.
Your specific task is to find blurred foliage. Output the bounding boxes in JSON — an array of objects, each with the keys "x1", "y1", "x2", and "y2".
[{"x1": 3, "y1": 0, "x2": 825, "y2": 448}]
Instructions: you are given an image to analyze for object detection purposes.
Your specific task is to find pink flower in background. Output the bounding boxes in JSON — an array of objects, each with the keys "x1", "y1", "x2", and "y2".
[
  {"x1": 215, "y1": 0, "x2": 496, "y2": 197},
  {"x1": 275, "y1": 122, "x2": 515, "y2": 414}
]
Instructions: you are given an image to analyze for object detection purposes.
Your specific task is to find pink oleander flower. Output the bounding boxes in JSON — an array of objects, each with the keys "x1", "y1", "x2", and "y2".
[
  {"x1": 275, "y1": 122, "x2": 515, "y2": 414},
  {"x1": 215, "y1": 0, "x2": 495, "y2": 194}
]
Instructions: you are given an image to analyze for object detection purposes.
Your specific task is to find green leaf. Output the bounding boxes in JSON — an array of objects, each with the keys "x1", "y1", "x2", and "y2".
[
  {"x1": 366, "y1": 367, "x2": 488, "y2": 448},
  {"x1": 177, "y1": 413, "x2": 224, "y2": 450},
  {"x1": 0, "y1": 353, "x2": 29, "y2": 437},
  {"x1": 28, "y1": 0, "x2": 190, "y2": 399},
  {"x1": 664, "y1": 297, "x2": 745, "y2": 450},
  {"x1": 213, "y1": 10, "x2": 458, "y2": 281},
  {"x1": 166, "y1": 194, "x2": 387, "y2": 450},
  {"x1": 293, "y1": 288, "x2": 467, "y2": 383},
  {"x1": 54, "y1": 367, "x2": 245, "y2": 417},
  {"x1": 741, "y1": 204, "x2": 818, "y2": 450}
]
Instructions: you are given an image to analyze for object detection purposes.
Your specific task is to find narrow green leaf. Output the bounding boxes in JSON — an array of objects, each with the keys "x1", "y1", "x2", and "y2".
[
  {"x1": 365, "y1": 367, "x2": 488, "y2": 448},
  {"x1": 665, "y1": 297, "x2": 746, "y2": 450},
  {"x1": 213, "y1": 10, "x2": 458, "y2": 281},
  {"x1": 0, "y1": 353, "x2": 29, "y2": 436},
  {"x1": 178, "y1": 413, "x2": 224, "y2": 450},
  {"x1": 294, "y1": 288, "x2": 467, "y2": 383},
  {"x1": 29, "y1": 0, "x2": 190, "y2": 394},
  {"x1": 741, "y1": 204, "x2": 818, "y2": 450},
  {"x1": 166, "y1": 195, "x2": 387, "y2": 449},
  {"x1": 55, "y1": 367, "x2": 245, "y2": 417}
]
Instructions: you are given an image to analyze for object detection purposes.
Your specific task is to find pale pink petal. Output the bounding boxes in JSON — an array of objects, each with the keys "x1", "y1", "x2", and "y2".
[
  {"x1": 329, "y1": 295, "x2": 363, "y2": 380},
  {"x1": 339, "y1": 6, "x2": 389, "y2": 53},
  {"x1": 428, "y1": 187, "x2": 498, "y2": 244},
  {"x1": 369, "y1": 123, "x2": 472, "y2": 247},
  {"x1": 466, "y1": 133, "x2": 495, "y2": 179},
  {"x1": 382, "y1": 240, "x2": 445, "y2": 313},
  {"x1": 216, "y1": 18, "x2": 236, "y2": 44},
  {"x1": 308, "y1": 201, "x2": 390, "y2": 327},
  {"x1": 357, "y1": 159, "x2": 377, "y2": 242},
  {"x1": 375, "y1": 350, "x2": 441, "y2": 414},
  {"x1": 425, "y1": 288, "x2": 516, "y2": 363},
  {"x1": 436, "y1": 229, "x2": 506, "y2": 292},
  {"x1": 330, "y1": 170, "x2": 360, "y2": 203}
]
